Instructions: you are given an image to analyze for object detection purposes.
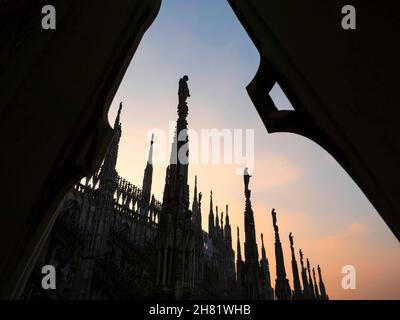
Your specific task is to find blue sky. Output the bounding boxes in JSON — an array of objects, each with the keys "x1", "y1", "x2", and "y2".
[{"x1": 109, "y1": 0, "x2": 400, "y2": 299}]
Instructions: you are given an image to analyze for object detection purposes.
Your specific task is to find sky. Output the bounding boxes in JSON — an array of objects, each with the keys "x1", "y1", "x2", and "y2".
[{"x1": 109, "y1": 0, "x2": 400, "y2": 299}]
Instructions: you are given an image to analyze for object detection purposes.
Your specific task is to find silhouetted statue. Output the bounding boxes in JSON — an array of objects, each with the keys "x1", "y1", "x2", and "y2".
[
  {"x1": 289, "y1": 232, "x2": 294, "y2": 249},
  {"x1": 272, "y1": 208, "x2": 278, "y2": 233},
  {"x1": 299, "y1": 249, "x2": 304, "y2": 265},
  {"x1": 243, "y1": 167, "x2": 251, "y2": 191},
  {"x1": 178, "y1": 75, "x2": 190, "y2": 104}
]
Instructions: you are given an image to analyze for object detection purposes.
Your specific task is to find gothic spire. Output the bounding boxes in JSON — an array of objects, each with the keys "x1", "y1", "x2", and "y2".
[
  {"x1": 92, "y1": 102, "x2": 122, "y2": 255},
  {"x1": 318, "y1": 265, "x2": 328, "y2": 300},
  {"x1": 215, "y1": 205, "x2": 220, "y2": 232},
  {"x1": 114, "y1": 101, "x2": 122, "y2": 129},
  {"x1": 155, "y1": 76, "x2": 191, "y2": 296},
  {"x1": 300, "y1": 249, "x2": 312, "y2": 299},
  {"x1": 141, "y1": 133, "x2": 154, "y2": 212},
  {"x1": 260, "y1": 233, "x2": 274, "y2": 300},
  {"x1": 192, "y1": 175, "x2": 201, "y2": 230},
  {"x1": 220, "y1": 211, "x2": 224, "y2": 236},
  {"x1": 243, "y1": 168, "x2": 260, "y2": 300},
  {"x1": 306, "y1": 258, "x2": 315, "y2": 299},
  {"x1": 236, "y1": 226, "x2": 244, "y2": 288},
  {"x1": 312, "y1": 267, "x2": 320, "y2": 299},
  {"x1": 208, "y1": 191, "x2": 214, "y2": 238},
  {"x1": 289, "y1": 232, "x2": 302, "y2": 300},
  {"x1": 99, "y1": 102, "x2": 122, "y2": 191},
  {"x1": 237, "y1": 226, "x2": 242, "y2": 261},
  {"x1": 272, "y1": 209, "x2": 292, "y2": 300}
]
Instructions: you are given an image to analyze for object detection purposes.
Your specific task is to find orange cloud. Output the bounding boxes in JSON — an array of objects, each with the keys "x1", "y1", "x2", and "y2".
[{"x1": 315, "y1": 223, "x2": 369, "y2": 251}]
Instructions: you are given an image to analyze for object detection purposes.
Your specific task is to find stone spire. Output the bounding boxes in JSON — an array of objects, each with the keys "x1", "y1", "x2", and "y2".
[
  {"x1": 312, "y1": 267, "x2": 320, "y2": 299},
  {"x1": 91, "y1": 102, "x2": 122, "y2": 256},
  {"x1": 155, "y1": 76, "x2": 191, "y2": 298},
  {"x1": 260, "y1": 233, "x2": 274, "y2": 300},
  {"x1": 299, "y1": 249, "x2": 312, "y2": 299},
  {"x1": 208, "y1": 191, "x2": 214, "y2": 239},
  {"x1": 191, "y1": 176, "x2": 201, "y2": 230},
  {"x1": 306, "y1": 258, "x2": 315, "y2": 299},
  {"x1": 215, "y1": 205, "x2": 220, "y2": 237},
  {"x1": 289, "y1": 232, "x2": 302, "y2": 300},
  {"x1": 243, "y1": 168, "x2": 260, "y2": 300},
  {"x1": 224, "y1": 205, "x2": 235, "y2": 282},
  {"x1": 318, "y1": 265, "x2": 328, "y2": 300},
  {"x1": 236, "y1": 226, "x2": 244, "y2": 287},
  {"x1": 220, "y1": 211, "x2": 224, "y2": 237},
  {"x1": 141, "y1": 133, "x2": 154, "y2": 213},
  {"x1": 192, "y1": 176, "x2": 203, "y2": 288},
  {"x1": 98, "y1": 102, "x2": 122, "y2": 191},
  {"x1": 272, "y1": 208, "x2": 292, "y2": 300}
]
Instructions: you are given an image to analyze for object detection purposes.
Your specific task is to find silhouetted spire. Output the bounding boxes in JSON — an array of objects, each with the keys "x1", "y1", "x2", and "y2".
[
  {"x1": 300, "y1": 249, "x2": 312, "y2": 299},
  {"x1": 223, "y1": 205, "x2": 235, "y2": 281},
  {"x1": 318, "y1": 265, "x2": 328, "y2": 300},
  {"x1": 215, "y1": 205, "x2": 220, "y2": 233},
  {"x1": 141, "y1": 133, "x2": 154, "y2": 212},
  {"x1": 237, "y1": 227, "x2": 242, "y2": 261},
  {"x1": 236, "y1": 226, "x2": 244, "y2": 287},
  {"x1": 221, "y1": 211, "x2": 224, "y2": 237},
  {"x1": 289, "y1": 232, "x2": 302, "y2": 300},
  {"x1": 93, "y1": 102, "x2": 122, "y2": 254},
  {"x1": 208, "y1": 191, "x2": 214, "y2": 238},
  {"x1": 313, "y1": 267, "x2": 320, "y2": 299},
  {"x1": 155, "y1": 76, "x2": 191, "y2": 297},
  {"x1": 306, "y1": 258, "x2": 315, "y2": 299},
  {"x1": 99, "y1": 102, "x2": 122, "y2": 191},
  {"x1": 272, "y1": 209, "x2": 292, "y2": 300},
  {"x1": 192, "y1": 175, "x2": 198, "y2": 215},
  {"x1": 243, "y1": 168, "x2": 260, "y2": 300},
  {"x1": 114, "y1": 102, "x2": 122, "y2": 129},
  {"x1": 260, "y1": 233, "x2": 274, "y2": 300},
  {"x1": 192, "y1": 175, "x2": 201, "y2": 231}
]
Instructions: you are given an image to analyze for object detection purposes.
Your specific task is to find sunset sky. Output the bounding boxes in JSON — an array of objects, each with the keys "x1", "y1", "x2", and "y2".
[{"x1": 109, "y1": 0, "x2": 400, "y2": 299}]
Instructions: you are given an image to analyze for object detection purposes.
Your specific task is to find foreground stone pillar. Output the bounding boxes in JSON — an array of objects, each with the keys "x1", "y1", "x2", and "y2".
[{"x1": 0, "y1": 0, "x2": 161, "y2": 299}]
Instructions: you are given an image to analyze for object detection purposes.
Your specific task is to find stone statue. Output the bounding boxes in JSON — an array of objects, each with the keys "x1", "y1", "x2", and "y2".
[
  {"x1": 289, "y1": 232, "x2": 294, "y2": 249},
  {"x1": 299, "y1": 249, "x2": 304, "y2": 265},
  {"x1": 178, "y1": 75, "x2": 190, "y2": 104},
  {"x1": 243, "y1": 167, "x2": 251, "y2": 191},
  {"x1": 272, "y1": 208, "x2": 278, "y2": 232}
]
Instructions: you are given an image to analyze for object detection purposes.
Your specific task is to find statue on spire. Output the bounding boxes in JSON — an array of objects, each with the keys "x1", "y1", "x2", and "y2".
[
  {"x1": 272, "y1": 208, "x2": 279, "y2": 233},
  {"x1": 289, "y1": 232, "x2": 294, "y2": 249},
  {"x1": 178, "y1": 75, "x2": 190, "y2": 105},
  {"x1": 243, "y1": 167, "x2": 251, "y2": 192}
]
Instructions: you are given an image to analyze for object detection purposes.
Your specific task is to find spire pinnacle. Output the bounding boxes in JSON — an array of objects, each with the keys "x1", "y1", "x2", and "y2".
[
  {"x1": 261, "y1": 233, "x2": 265, "y2": 247},
  {"x1": 114, "y1": 102, "x2": 122, "y2": 129},
  {"x1": 147, "y1": 133, "x2": 154, "y2": 165},
  {"x1": 237, "y1": 226, "x2": 242, "y2": 260}
]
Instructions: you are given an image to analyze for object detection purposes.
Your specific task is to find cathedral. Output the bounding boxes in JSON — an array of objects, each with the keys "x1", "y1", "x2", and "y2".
[{"x1": 22, "y1": 77, "x2": 328, "y2": 300}]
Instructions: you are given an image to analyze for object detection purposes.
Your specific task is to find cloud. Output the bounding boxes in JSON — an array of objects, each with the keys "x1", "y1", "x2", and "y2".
[
  {"x1": 254, "y1": 154, "x2": 303, "y2": 190},
  {"x1": 315, "y1": 223, "x2": 369, "y2": 251}
]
